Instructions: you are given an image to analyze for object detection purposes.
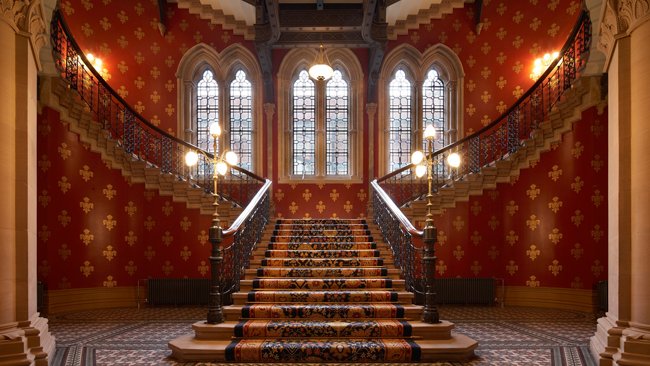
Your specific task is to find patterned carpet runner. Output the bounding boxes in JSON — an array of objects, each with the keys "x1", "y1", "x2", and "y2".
[{"x1": 226, "y1": 218, "x2": 421, "y2": 363}]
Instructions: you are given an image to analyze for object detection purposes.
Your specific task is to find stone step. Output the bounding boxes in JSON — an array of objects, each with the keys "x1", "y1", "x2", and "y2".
[
  {"x1": 260, "y1": 249, "x2": 384, "y2": 258},
  {"x1": 270, "y1": 235, "x2": 374, "y2": 243},
  {"x1": 245, "y1": 267, "x2": 400, "y2": 279},
  {"x1": 232, "y1": 290, "x2": 414, "y2": 305},
  {"x1": 239, "y1": 278, "x2": 405, "y2": 291},
  {"x1": 264, "y1": 242, "x2": 378, "y2": 250},
  {"x1": 222, "y1": 303, "x2": 422, "y2": 321},
  {"x1": 250, "y1": 257, "x2": 390, "y2": 267}
]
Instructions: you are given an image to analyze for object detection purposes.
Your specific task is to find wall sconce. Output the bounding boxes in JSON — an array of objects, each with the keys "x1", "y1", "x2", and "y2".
[
  {"x1": 308, "y1": 44, "x2": 334, "y2": 81},
  {"x1": 530, "y1": 51, "x2": 559, "y2": 81}
]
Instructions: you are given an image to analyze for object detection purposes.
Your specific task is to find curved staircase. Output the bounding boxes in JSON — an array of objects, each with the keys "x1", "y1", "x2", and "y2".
[{"x1": 169, "y1": 218, "x2": 477, "y2": 363}]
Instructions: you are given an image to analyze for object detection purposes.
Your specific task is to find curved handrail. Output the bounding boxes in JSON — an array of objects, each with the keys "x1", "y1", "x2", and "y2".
[
  {"x1": 377, "y1": 10, "x2": 592, "y2": 208},
  {"x1": 224, "y1": 179, "x2": 272, "y2": 237},
  {"x1": 370, "y1": 180, "x2": 420, "y2": 236},
  {"x1": 50, "y1": 9, "x2": 268, "y2": 214}
]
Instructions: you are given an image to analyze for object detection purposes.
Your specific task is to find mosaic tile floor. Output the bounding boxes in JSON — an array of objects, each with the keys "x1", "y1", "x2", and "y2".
[{"x1": 48, "y1": 306, "x2": 598, "y2": 366}]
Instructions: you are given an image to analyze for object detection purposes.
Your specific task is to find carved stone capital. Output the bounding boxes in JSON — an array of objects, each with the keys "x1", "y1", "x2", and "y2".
[
  {"x1": 598, "y1": 0, "x2": 650, "y2": 66},
  {"x1": 0, "y1": 0, "x2": 47, "y2": 68}
]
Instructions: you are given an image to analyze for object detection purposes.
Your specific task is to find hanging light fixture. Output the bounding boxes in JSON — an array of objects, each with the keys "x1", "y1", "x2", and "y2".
[{"x1": 308, "y1": 44, "x2": 334, "y2": 81}]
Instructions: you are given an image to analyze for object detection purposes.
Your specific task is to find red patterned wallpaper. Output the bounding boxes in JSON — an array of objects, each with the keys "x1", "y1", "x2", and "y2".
[
  {"x1": 428, "y1": 105, "x2": 608, "y2": 288},
  {"x1": 43, "y1": 0, "x2": 604, "y2": 290}
]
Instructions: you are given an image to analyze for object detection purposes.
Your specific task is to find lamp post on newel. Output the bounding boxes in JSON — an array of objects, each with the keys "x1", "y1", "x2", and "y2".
[{"x1": 185, "y1": 122, "x2": 238, "y2": 324}]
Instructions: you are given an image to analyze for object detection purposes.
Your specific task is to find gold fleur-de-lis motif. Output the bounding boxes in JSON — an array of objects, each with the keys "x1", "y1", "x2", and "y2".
[
  {"x1": 329, "y1": 189, "x2": 340, "y2": 202},
  {"x1": 103, "y1": 275, "x2": 117, "y2": 288},
  {"x1": 124, "y1": 201, "x2": 137, "y2": 217},
  {"x1": 592, "y1": 225, "x2": 604, "y2": 242},
  {"x1": 221, "y1": 31, "x2": 231, "y2": 44},
  {"x1": 465, "y1": 31, "x2": 476, "y2": 44},
  {"x1": 162, "y1": 231, "x2": 174, "y2": 247},
  {"x1": 571, "y1": 276, "x2": 584, "y2": 289},
  {"x1": 488, "y1": 246, "x2": 499, "y2": 260},
  {"x1": 591, "y1": 189, "x2": 604, "y2": 207},
  {"x1": 38, "y1": 190, "x2": 51, "y2": 207},
  {"x1": 571, "y1": 177, "x2": 584, "y2": 193},
  {"x1": 144, "y1": 246, "x2": 155, "y2": 261},
  {"x1": 58, "y1": 277, "x2": 71, "y2": 289},
  {"x1": 506, "y1": 260, "x2": 518, "y2": 275},
  {"x1": 180, "y1": 246, "x2": 192, "y2": 261},
  {"x1": 548, "y1": 228, "x2": 563, "y2": 245},
  {"x1": 466, "y1": 103, "x2": 476, "y2": 116},
  {"x1": 79, "y1": 165, "x2": 94, "y2": 182},
  {"x1": 125, "y1": 261, "x2": 137, "y2": 276},
  {"x1": 481, "y1": 91, "x2": 492, "y2": 103},
  {"x1": 548, "y1": 165, "x2": 562, "y2": 182},
  {"x1": 591, "y1": 120, "x2": 604, "y2": 137},
  {"x1": 58, "y1": 210, "x2": 71, "y2": 227},
  {"x1": 437, "y1": 230, "x2": 447, "y2": 246},
  {"x1": 316, "y1": 200, "x2": 326, "y2": 214},
  {"x1": 357, "y1": 189, "x2": 367, "y2": 202},
  {"x1": 275, "y1": 189, "x2": 285, "y2": 202},
  {"x1": 488, "y1": 216, "x2": 499, "y2": 231},
  {"x1": 38, "y1": 155, "x2": 51, "y2": 172},
  {"x1": 38, "y1": 225, "x2": 51, "y2": 242},
  {"x1": 453, "y1": 216, "x2": 465, "y2": 232},
  {"x1": 481, "y1": 66, "x2": 492, "y2": 79},
  {"x1": 591, "y1": 155, "x2": 603, "y2": 172},
  {"x1": 289, "y1": 202, "x2": 299, "y2": 214},
  {"x1": 471, "y1": 261, "x2": 482, "y2": 276},
  {"x1": 198, "y1": 260, "x2": 209, "y2": 276},
  {"x1": 453, "y1": 245, "x2": 465, "y2": 260},
  {"x1": 343, "y1": 200, "x2": 353, "y2": 213},
  {"x1": 526, "y1": 215, "x2": 541, "y2": 231},
  {"x1": 591, "y1": 260, "x2": 604, "y2": 277},
  {"x1": 548, "y1": 259, "x2": 563, "y2": 276},
  {"x1": 58, "y1": 244, "x2": 71, "y2": 260},
  {"x1": 496, "y1": 77, "x2": 507, "y2": 90},
  {"x1": 38, "y1": 260, "x2": 50, "y2": 278},
  {"x1": 162, "y1": 260, "x2": 174, "y2": 276},
  {"x1": 571, "y1": 210, "x2": 584, "y2": 227},
  {"x1": 58, "y1": 143, "x2": 72, "y2": 160},
  {"x1": 512, "y1": 61, "x2": 524, "y2": 75},
  {"x1": 436, "y1": 260, "x2": 447, "y2": 276},
  {"x1": 527, "y1": 244, "x2": 541, "y2": 261},
  {"x1": 470, "y1": 201, "x2": 482, "y2": 216},
  {"x1": 410, "y1": 31, "x2": 420, "y2": 43},
  {"x1": 58, "y1": 176, "x2": 71, "y2": 194},
  {"x1": 548, "y1": 197, "x2": 563, "y2": 213},
  {"x1": 197, "y1": 230, "x2": 208, "y2": 246},
  {"x1": 103, "y1": 245, "x2": 117, "y2": 261},
  {"x1": 80, "y1": 197, "x2": 94, "y2": 214},
  {"x1": 80, "y1": 260, "x2": 94, "y2": 277},
  {"x1": 180, "y1": 216, "x2": 192, "y2": 232},
  {"x1": 526, "y1": 275, "x2": 540, "y2": 288},
  {"x1": 506, "y1": 230, "x2": 519, "y2": 246},
  {"x1": 529, "y1": 17, "x2": 541, "y2": 31},
  {"x1": 506, "y1": 200, "x2": 518, "y2": 216},
  {"x1": 103, "y1": 184, "x2": 117, "y2": 200},
  {"x1": 161, "y1": 201, "x2": 174, "y2": 216},
  {"x1": 144, "y1": 191, "x2": 155, "y2": 201},
  {"x1": 467, "y1": 79, "x2": 476, "y2": 91},
  {"x1": 527, "y1": 184, "x2": 541, "y2": 200},
  {"x1": 471, "y1": 231, "x2": 482, "y2": 246},
  {"x1": 571, "y1": 243, "x2": 584, "y2": 259},
  {"x1": 165, "y1": 104, "x2": 175, "y2": 117},
  {"x1": 572, "y1": 142, "x2": 584, "y2": 159},
  {"x1": 302, "y1": 189, "x2": 312, "y2": 202},
  {"x1": 103, "y1": 215, "x2": 117, "y2": 231},
  {"x1": 144, "y1": 216, "x2": 156, "y2": 231},
  {"x1": 79, "y1": 228, "x2": 94, "y2": 246},
  {"x1": 124, "y1": 231, "x2": 137, "y2": 247}
]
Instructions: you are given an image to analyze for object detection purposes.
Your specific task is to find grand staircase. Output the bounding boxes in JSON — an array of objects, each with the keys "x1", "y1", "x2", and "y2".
[{"x1": 169, "y1": 218, "x2": 477, "y2": 363}]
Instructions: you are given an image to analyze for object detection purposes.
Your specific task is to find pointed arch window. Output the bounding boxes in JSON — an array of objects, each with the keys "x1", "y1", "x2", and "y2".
[
  {"x1": 388, "y1": 69, "x2": 413, "y2": 172},
  {"x1": 197, "y1": 70, "x2": 219, "y2": 154},
  {"x1": 229, "y1": 69, "x2": 253, "y2": 172}
]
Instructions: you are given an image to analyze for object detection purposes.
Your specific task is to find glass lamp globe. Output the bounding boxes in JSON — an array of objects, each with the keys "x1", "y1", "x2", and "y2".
[
  {"x1": 415, "y1": 164, "x2": 427, "y2": 178},
  {"x1": 447, "y1": 152, "x2": 461, "y2": 168},
  {"x1": 225, "y1": 151, "x2": 238, "y2": 166},
  {"x1": 209, "y1": 123, "x2": 222, "y2": 138},
  {"x1": 411, "y1": 150, "x2": 424, "y2": 165},
  {"x1": 185, "y1": 151, "x2": 199, "y2": 166}
]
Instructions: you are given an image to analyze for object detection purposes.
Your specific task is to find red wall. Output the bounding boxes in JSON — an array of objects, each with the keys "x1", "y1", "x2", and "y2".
[{"x1": 41, "y1": 0, "x2": 604, "y2": 291}]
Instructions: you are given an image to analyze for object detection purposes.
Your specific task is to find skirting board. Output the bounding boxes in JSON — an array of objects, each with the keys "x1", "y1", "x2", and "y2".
[
  {"x1": 501, "y1": 286, "x2": 596, "y2": 313},
  {"x1": 47, "y1": 286, "x2": 138, "y2": 314}
]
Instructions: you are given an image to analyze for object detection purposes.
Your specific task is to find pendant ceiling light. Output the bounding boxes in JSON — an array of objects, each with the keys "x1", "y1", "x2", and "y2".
[{"x1": 308, "y1": 44, "x2": 334, "y2": 81}]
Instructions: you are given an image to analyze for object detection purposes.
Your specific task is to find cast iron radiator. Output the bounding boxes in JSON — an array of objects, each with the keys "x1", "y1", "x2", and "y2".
[
  {"x1": 435, "y1": 278, "x2": 496, "y2": 305},
  {"x1": 147, "y1": 278, "x2": 210, "y2": 306}
]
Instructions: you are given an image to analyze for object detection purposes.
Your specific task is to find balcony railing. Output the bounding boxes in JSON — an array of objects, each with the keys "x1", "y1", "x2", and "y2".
[
  {"x1": 372, "y1": 10, "x2": 592, "y2": 302},
  {"x1": 50, "y1": 10, "x2": 271, "y2": 303}
]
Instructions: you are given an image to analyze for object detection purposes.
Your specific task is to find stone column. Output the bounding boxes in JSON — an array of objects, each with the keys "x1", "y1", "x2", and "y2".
[
  {"x1": 0, "y1": 1, "x2": 55, "y2": 365},
  {"x1": 590, "y1": 1, "x2": 650, "y2": 365}
]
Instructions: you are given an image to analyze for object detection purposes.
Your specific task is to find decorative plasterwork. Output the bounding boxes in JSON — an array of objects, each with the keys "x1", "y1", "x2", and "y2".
[
  {"x1": 598, "y1": 0, "x2": 650, "y2": 66},
  {"x1": 0, "y1": 0, "x2": 47, "y2": 69}
]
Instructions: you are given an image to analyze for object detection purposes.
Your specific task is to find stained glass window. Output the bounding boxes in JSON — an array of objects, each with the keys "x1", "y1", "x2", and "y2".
[
  {"x1": 292, "y1": 70, "x2": 316, "y2": 176},
  {"x1": 326, "y1": 70, "x2": 349, "y2": 175},
  {"x1": 230, "y1": 70, "x2": 253, "y2": 171},
  {"x1": 197, "y1": 70, "x2": 219, "y2": 154},
  {"x1": 388, "y1": 69, "x2": 412, "y2": 172},
  {"x1": 423, "y1": 69, "x2": 445, "y2": 151}
]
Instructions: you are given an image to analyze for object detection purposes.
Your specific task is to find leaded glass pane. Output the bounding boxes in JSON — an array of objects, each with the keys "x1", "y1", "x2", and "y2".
[
  {"x1": 423, "y1": 69, "x2": 445, "y2": 152},
  {"x1": 388, "y1": 69, "x2": 412, "y2": 172},
  {"x1": 197, "y1": 70, "x2": 219, "y2": 154},
  {"x1": 293, "y1": 70, "x2": 316, "y2": 175},
  {"x1": 230, "y1": 69, "x2": 253, "y2": 172},
  {"x1": 325, "y1": 70, "x2": 349, "y2": 175}
]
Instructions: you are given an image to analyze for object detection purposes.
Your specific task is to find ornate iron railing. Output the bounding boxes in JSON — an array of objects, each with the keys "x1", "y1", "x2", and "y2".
[
  {"x1": 377, "y1": 10, "x2": 592, "y2": 208},
  {"x1": 50, "y1": 10, "x2": 271, "y2": 304},
  {"x1": 372, "y1": 11, "x2": 592, "y2": 303}
]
